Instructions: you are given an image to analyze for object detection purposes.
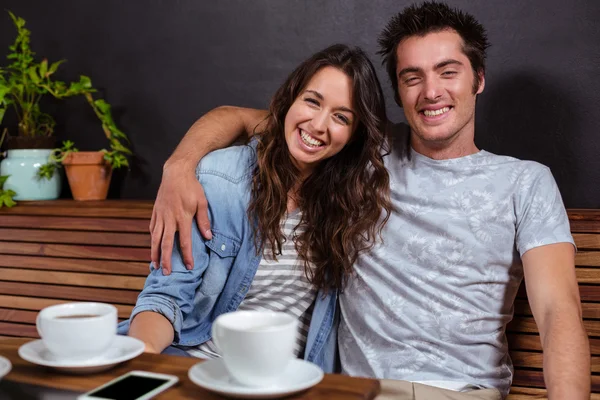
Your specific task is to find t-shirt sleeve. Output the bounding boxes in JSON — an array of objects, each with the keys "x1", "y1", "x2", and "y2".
[{"x1": 515, "y1": 164, "x2": 575, "y2": 256}]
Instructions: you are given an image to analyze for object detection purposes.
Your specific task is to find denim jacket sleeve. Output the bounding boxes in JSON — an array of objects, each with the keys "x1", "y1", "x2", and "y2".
[{"x1": 127, "y1": 220, "x2": 209, "y2": 343}]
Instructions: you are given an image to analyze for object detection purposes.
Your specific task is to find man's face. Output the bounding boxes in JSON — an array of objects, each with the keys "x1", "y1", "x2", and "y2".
[{"x1": 395, "y1": 29, "x2": 484, "y2": 151}]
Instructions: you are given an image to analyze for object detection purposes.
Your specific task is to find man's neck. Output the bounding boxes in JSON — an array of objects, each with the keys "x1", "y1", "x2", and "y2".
[{"x1": 410, "y1": 133, "x2": 479, "y2": 160}]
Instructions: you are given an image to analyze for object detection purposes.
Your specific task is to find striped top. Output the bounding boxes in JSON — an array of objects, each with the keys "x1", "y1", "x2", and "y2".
[{"x1": 188, "y1": 210, "x2": 317, "y2": 359}]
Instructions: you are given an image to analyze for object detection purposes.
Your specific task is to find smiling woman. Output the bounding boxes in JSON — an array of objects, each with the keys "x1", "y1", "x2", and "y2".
[
  {"x1": 283, "y1": 67, "x2": 356, "y2": 176},
  {"x1": 120, "y1": 44, "x2": 392, "y2": 371}
]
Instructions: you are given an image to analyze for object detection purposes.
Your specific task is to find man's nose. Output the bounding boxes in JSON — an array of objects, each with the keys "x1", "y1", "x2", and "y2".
[{"x1": 423, "y1": 76, "x2": 443, "y2": 101}]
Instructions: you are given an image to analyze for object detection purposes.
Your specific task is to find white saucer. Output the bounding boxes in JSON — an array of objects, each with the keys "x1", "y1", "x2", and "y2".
[
  {"x1": 18, "y1": 336, "x2": 145, "y2": 374},
  {"x1": 0, "y1": 356, "x2": 11, "y2": 380},
  {"x1": 188, "y1": 358, "x2": 324, "y2": 399}
]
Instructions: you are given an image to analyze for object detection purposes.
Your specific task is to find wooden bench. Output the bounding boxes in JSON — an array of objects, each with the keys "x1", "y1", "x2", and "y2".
[
  {"x1": 507, "y1": 209, "x2": 599, "y2": 399},
  {"x1": 0, "y1": 201, "x2": 597, "y2": 398},
  {"x1": 0, "y1": 200, "x2": 151, "y2": 336}
]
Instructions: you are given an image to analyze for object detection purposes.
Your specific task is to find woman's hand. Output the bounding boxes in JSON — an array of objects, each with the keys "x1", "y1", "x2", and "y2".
[{"x1": 150, "y1": 164, "x2": 212, "y2": 275}]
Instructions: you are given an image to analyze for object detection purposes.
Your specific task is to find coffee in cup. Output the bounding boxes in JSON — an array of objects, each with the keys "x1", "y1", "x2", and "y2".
[
  {"x1": 212, "y1": 310, "x2": 298, "y2": 387},
  {"x1": 36, "y1": 302, "x2": 117, "y2": 360}
]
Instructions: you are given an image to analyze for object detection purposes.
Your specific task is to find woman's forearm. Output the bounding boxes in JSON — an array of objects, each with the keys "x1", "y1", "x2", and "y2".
[{"x1": 128, "y1": 311, "x2": 175, "y2": 353}]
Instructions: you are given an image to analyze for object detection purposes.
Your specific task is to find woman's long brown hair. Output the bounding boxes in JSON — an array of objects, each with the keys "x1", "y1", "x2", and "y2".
[{"x1": 247, "y1": 44, "x2": 391, "y2": 292}]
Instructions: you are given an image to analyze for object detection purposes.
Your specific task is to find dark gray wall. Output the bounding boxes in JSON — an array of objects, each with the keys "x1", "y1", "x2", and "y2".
[{"x1": 1, "y1": 1, "x2": 598, "y2": 207}]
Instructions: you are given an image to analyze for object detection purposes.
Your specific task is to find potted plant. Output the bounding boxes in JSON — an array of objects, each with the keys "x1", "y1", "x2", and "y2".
[
  {"x1": 0, "y1": 11, "x2": 131, "y2": 201},
  {"x1": 0, "y1": 129, "x2": 17, "y2": 208}
]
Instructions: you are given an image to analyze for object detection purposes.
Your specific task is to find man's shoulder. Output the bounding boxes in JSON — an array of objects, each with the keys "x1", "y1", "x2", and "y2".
[
  {"x1": 196, "y1": 140, "x2": 257, "y2": 184},
  {"x1": 479, "y1": 151, "x2": 552, "y2": 178}
]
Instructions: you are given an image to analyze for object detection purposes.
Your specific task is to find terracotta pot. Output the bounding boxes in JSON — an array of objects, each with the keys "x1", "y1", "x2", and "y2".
[{"x1": 62, "y1": 151, "x2": 113, "y2": 201}]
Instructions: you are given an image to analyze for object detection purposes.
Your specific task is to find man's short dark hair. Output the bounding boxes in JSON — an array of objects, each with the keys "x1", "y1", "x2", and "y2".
[{"x1": 378, "y1": 1, "x2": 490, "y2": 103}]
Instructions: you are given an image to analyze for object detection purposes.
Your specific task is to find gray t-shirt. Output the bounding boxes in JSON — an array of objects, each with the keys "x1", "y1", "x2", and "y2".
[{"x1": 339, "y1": 128, "x2": 574, "y2": 398}]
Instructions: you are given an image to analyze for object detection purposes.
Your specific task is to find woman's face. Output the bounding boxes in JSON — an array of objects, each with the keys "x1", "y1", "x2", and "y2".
[{"x1": 284, "y1": 66, "x2": 357, "y2": 177}]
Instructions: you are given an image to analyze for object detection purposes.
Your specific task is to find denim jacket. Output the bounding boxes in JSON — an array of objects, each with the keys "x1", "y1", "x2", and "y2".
[{"x1": 118, "y1": 141, "x2": 338, "y2": 372}]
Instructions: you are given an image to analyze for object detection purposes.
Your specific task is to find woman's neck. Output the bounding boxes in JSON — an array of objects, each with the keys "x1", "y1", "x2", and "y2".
[{"x1": 287, "y1": 183, "x2": 302, "y2": 213}]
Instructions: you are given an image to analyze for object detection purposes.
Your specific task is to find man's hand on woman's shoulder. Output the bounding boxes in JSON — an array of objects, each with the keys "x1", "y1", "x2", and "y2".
[{"x1": 149, "y1": 163, "x2": 212, "y2": 275}]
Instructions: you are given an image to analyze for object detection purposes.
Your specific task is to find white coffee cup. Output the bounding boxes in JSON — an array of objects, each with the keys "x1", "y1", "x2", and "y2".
[
  {"x1": 212, "y1": 310, "x2": 298, "y2": 387},
  {"x1": 36, "y1": 302, "x2": 117, "y2": 360}
]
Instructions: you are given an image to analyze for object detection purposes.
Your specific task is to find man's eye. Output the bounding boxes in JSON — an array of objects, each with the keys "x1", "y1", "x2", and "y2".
[
  {"x1": 404, "y1": 77, "x2": 419, "y2": 85},
  {"x1": 442, "y1": 71, "x2": 457, "y2": 76}
]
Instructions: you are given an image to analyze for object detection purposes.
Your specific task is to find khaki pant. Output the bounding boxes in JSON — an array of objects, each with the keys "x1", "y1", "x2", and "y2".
[{"x1": 375, "y1": 380, "x2": 502, "y2": 400}]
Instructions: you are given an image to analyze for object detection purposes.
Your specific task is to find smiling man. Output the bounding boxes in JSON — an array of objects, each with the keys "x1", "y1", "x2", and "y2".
[{"x1": 147, "y1": 2, "x2": 590, "y2": 399}]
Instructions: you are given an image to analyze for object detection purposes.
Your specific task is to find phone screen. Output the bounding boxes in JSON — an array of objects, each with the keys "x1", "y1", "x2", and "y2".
[{"x1": 86, "y1": 375, "x2": 171, "y2": 400}]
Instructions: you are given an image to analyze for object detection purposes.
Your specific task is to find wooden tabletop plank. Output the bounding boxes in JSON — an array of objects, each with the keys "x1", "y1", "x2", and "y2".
[{"x1": 0, "y1": 338, "x2": 380, "y2": 400}]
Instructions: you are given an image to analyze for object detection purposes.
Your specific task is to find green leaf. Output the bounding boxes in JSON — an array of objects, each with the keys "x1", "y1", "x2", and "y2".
[
  {"x1": 36, "y1": 163, "x2": 58, "y2": 180},
  {"x1": 78, "y1": 75, "x2": 92, "y2": 89},
  {"x1": 0, "y1": 175, "x2": 9, "y2": 189},
  {"x1": 0, "y1": 190, "x2": 17, "y2": 208},
  {"x1": 47, "y1": 60, "x2": 65, "y2": 76},
  {"x1": 40, "y1": 59, "x2": 48, "y2": 78},
  {"x1": 27, "y1": 66, "x2": 40, "y2": 83},
  {"x1": 94, "y1": 99, "x2": 111, "y2": 114}
]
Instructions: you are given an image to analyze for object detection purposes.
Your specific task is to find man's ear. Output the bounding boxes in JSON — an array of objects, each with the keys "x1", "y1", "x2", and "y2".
[{"x1": 476, "y1": 70, "x2": 485, "y2": 94}]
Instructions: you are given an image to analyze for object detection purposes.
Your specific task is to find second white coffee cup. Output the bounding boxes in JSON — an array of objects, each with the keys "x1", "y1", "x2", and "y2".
[
  {"x1": 212, "y1": 310, "x2": 298, "y2": 387},
  {"x1": 36, "y1": 302, "x2": 117, "y2": 361}
]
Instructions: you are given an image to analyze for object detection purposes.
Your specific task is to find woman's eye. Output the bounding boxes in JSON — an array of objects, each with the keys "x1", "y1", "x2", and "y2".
[
  {"x1": 404, "y1": 77, "x2": 419, "y2": 85},
  {"x1": 336, "y1": 114, "x2": 350, "y2": 125},
  {"x1": 304, "y1": 97, "x2": 319, "y2": 106}
]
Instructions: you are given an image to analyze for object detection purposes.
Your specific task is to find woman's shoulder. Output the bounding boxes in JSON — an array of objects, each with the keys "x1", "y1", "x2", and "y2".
[{"x1": 195, "y1": 139, "x2": 258, "y2": 184}]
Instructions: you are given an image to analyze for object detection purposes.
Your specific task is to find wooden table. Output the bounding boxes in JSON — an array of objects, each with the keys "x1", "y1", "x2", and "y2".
[{"x1": 0, "y1": 338, "x2": 380, "y2": 399}]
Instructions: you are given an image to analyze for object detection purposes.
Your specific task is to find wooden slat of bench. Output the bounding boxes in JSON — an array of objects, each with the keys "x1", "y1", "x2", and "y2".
[
  {"x1": 0, "y1": 255, "x2": 149, "y2": 276},
  {"x1": 0, "y1": 200, "x2": 153, "y2": 219},
  {"x1": 513, "y1": 369, "x2": 600, "y2": 392},
  {"x1": 515, "y1": 299, "x2": 600, "y2": 319},
  {"x1": 0, "y1": 281, "x2": 139, "y2": 304},
  {"x1": 574, "y1": 234, "x2": 600, "y2": 250},
  {"x1": 511, "y1": 350, "x2": 600, "y2": 373},
  {"x1": 507, "y1": 386, "x2": 600, "y2": 400},
  {"x1": 0, "y1": 295, "x2": 133, "y2": 319},
  {"x1": 577, "y1": 252, "x2": 600, "y2": 267},
  {"x1": 0, "y1": 268, "x2": 146, "y2": 290},
  {"x1": 577, "y1": 268, "x2": 600, "y2": 284},
  {"x1": 0, "y1": 228, "x2": 150, "y2": 247},
  {"x1": 0, "y1": 242, "x2": 149, "y2": 261},
  {"x1": 569, "y1": 210, "x2": 600, "y2": 233},
  {"x1": 508, "y1": 316, "x2": 600, "y2": 337},
  {"x1": 0, "y1": 215, "x2": 150, "y2": 233},
  {"x1": 508, "y1": 333, "x2": 600, "y2": 355},
  {"x1": 571, "y1": 221, "x2": 600, "y2": 233},
  {"x1": 0, "y1": 308, "x2": 38, "y2": 324},
  {"x1": 0, "y1": 322, "x2": 37, "y2": 338}
]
